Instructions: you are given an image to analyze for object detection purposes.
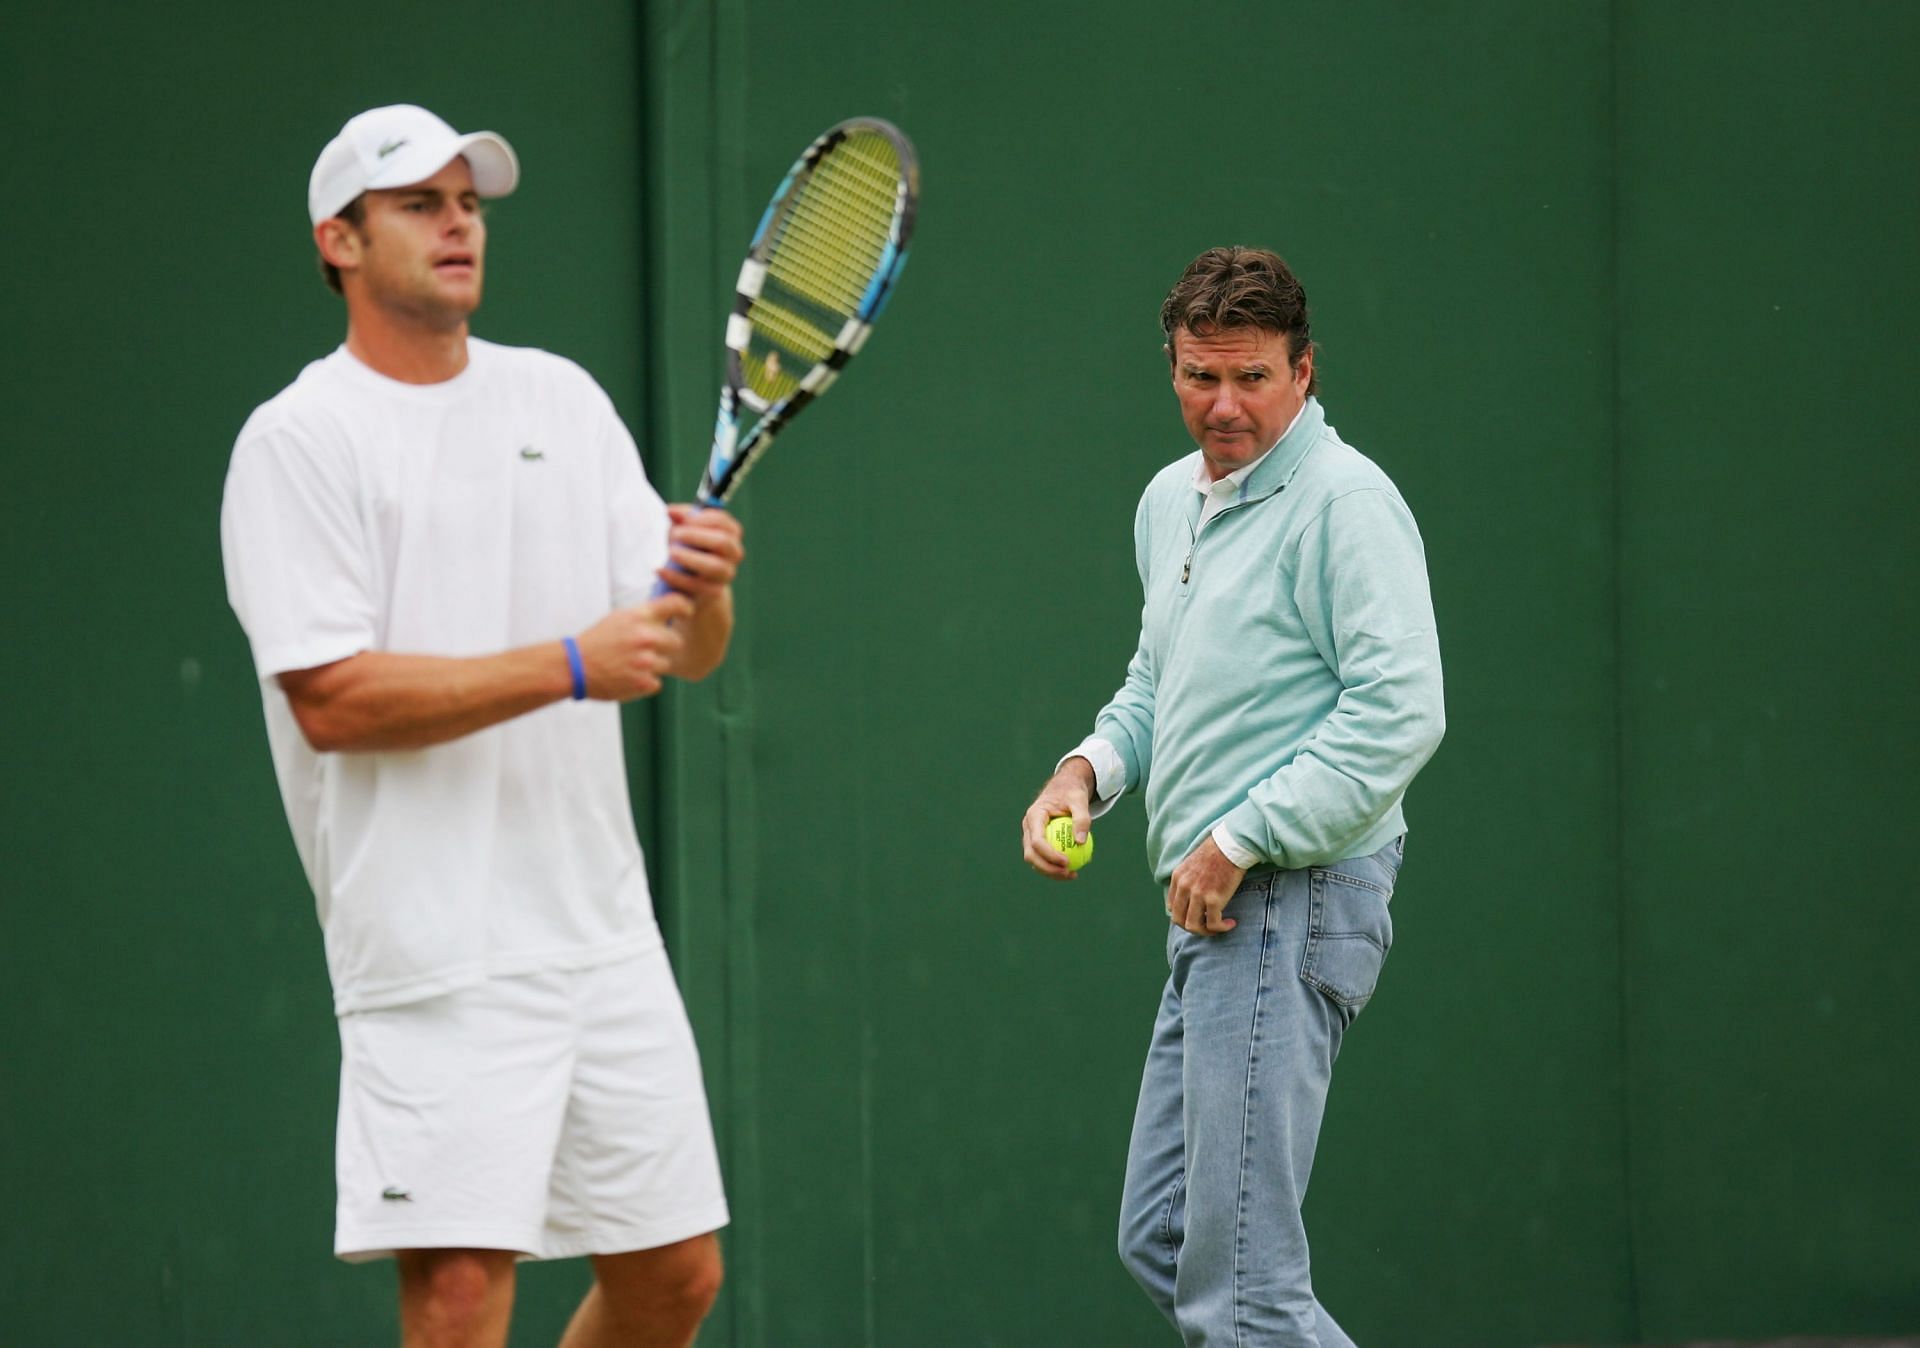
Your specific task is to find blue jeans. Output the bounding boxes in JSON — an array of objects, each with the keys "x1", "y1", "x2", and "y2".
[{"x1": 1117, "y1": 838, "x2": 1403, "y2": 1346}]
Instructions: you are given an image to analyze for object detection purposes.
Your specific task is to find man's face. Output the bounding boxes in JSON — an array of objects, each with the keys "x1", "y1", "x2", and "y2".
[
  {"x1": 337, "y1": 158, "x2": 487, "y2": 327},
  {"x1": 1170, "y1": 325, "x2": 1311, "y2": 480}
]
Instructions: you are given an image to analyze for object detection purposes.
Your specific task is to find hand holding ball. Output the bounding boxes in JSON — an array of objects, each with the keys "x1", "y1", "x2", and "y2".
[{"x1": 1045, "y1": 816, "x2": 1094, "y2": 871}]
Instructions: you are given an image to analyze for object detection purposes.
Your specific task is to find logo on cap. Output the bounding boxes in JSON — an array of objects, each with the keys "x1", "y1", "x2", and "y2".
[{"x1": 377, "y1": 138, "x2": 409, "y2": 160}]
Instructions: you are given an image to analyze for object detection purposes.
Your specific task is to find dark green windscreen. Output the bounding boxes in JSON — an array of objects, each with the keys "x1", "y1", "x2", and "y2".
[
  {"x1": 1613, "y1": 2, "x2": 1920, "y2": 1337},
  {"x1": 3, "y1": 1, "x2": 1914, "y2": 1343}
]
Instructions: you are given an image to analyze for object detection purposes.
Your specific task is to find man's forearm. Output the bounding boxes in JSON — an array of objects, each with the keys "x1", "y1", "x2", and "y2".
[
  {"x1": 672, "y1": 588, "x2": 735, "y2": 681},
  {"x1": 279, "y1": 645, "x2": 574, "y2": 752},
  {"x1": 1055, "y1": 754, "x2": 1097, "y2": 794}
]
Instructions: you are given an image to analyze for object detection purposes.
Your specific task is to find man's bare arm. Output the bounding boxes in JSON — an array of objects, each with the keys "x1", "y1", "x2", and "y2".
[{"x1": 280, "y1": 594, "x2": 694, "y2": 752}]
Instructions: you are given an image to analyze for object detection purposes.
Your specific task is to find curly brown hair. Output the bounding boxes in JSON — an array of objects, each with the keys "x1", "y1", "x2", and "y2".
[{"x1": 1160, "y1": 246, "x2": 1317, "y2": 395}]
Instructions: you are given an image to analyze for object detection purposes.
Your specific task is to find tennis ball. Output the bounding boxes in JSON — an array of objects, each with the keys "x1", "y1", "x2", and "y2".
[{"x1": 1045, "y1": 816, "x2": 1094, "y2": 871}]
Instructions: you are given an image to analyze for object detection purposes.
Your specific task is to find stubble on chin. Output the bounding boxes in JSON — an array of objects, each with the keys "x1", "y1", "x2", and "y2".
[{"x1": 393, "y1": 276, "x2": 482, "y2": 332}]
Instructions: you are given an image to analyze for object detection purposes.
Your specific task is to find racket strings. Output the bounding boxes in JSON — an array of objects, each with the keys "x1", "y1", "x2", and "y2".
[
  {"x1": 742, "y1": 132, "x2": 905, "y2": 405},
  {"x1": 775, "y1": 178, "x2": 894, "y2": 280},
  {"x1": 765, "y1": 135, "x2": 901, "y2": 315},
  {"x1": 743, "y1": 306, "x2": 832, "y2": 405},
  {"x1": 771, "y1": 199, "x2": 893, "y2": 306},
  {"x1": 778, "y1": 139, "x2": 900, "y2": 256}
]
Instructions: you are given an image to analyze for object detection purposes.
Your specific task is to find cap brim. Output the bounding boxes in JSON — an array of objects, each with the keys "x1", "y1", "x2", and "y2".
[
  {"x1": 363, "y1": 130, "x2": 520, "y2": 200},
  {"x1": 451, "y1": 132, "x2": 518, "y2": 198}
]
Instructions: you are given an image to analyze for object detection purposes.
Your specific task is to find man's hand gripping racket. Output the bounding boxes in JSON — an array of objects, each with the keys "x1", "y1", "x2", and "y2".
[{"x1": 652, "y1": 117, "x2": 921, "y2": 598}]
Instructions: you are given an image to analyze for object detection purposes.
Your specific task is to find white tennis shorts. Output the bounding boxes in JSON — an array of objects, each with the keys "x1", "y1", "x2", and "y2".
[{"x1": 333, "y1": 948, "x2": 729, "y2": 1262}]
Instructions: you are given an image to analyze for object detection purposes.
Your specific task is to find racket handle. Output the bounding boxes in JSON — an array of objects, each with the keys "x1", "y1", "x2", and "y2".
[{"x1": 645, "y1": 499, "x2": 726, "y2": 600}]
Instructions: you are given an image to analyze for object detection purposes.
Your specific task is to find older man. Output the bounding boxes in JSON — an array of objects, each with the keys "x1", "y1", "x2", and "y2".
[{"x1": 1022, "y1": 247, "x2": 1445, "y2": 1345}]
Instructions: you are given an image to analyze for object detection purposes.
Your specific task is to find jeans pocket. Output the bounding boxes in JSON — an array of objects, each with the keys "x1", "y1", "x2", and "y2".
[{"x1": 1298, "y1": 862, "x2": 1394, "y2": 1017}]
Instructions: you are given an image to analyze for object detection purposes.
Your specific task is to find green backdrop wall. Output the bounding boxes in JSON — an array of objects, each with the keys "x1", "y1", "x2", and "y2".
[{"x1": 2, "y1": 2, "x2": 1915, "y2": 1344}]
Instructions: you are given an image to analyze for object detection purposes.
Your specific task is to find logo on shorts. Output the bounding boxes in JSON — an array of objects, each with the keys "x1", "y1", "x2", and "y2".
[
  {"x1": 381, "y1": 1186, "x2": 413, "y2": 1203},
  {"x1": 519, "y1": 445, "x2": 545, "y2": 461}
]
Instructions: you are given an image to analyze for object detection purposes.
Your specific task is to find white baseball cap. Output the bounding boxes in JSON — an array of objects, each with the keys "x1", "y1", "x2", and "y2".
[{"x1": 308, "y1": 104, "x2": 519, "y2": 225}]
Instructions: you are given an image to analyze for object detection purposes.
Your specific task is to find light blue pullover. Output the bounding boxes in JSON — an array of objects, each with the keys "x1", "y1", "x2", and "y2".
[{"x1": 1091, "y1": 397, "x2": 1445, "y2": 882}]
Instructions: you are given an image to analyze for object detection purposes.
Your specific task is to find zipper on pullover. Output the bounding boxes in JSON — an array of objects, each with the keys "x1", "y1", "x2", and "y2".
[{"x1": 1180, "y1": 487, "x2": 1280, "y2": 586}]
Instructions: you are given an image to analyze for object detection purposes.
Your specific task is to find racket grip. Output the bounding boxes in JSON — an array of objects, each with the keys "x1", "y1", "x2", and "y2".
[{"x1": 645, "y1": 499, "x2": 726, "y2": 600}]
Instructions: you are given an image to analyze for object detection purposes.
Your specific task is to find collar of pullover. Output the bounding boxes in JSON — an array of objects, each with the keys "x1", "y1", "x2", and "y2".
[{"x1": 1232, "y1": 395, "x2": 1324, "y2": 503}]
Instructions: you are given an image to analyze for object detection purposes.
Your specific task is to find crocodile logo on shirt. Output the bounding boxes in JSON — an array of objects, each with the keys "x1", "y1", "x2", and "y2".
[
  {"x1": 519, "y1": 446, "x2": 546, "y2": 461},
  {"x1": 381, "y1": 1186, "x2": 413, "y2": 1203}
]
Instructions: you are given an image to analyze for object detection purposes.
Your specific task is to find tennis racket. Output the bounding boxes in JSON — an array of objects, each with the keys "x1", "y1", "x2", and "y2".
[{"x1": 651, "y1": 117, "x2": 919, "y2": 596}]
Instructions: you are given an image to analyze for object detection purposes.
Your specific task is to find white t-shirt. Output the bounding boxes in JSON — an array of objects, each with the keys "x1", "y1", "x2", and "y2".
[{"x1": 221, "y1": 339, "x2": 671, "y2": 1014}]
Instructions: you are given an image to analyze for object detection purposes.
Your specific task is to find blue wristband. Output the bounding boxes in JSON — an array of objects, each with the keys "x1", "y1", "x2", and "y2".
[{"x1": 562, "y1": 637, "x2": 587, "y2": 701}]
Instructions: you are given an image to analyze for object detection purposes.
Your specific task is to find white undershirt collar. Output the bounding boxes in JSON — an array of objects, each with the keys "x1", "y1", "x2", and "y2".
[{"x1": 1190, "y1": 401, "x2": 1306, "y2": 525}]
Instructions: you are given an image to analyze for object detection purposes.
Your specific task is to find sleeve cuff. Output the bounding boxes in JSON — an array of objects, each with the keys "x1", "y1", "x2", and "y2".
[
  {"x1": 1209, "y1": 820, "x2": 1263, "y2": 870},
  {"x1": 252, "y1": 634, "x2": 374, "y2": 682},
  {"x1": 1060, "y1": 736, "x2": 1127, "y2": 820}
]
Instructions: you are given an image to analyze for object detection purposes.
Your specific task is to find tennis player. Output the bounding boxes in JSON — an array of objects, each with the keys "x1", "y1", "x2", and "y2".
[
  {"x1": 221, "y1": 104, "x2": 739, "y2": 1347},
  {"x1": 1021, "y1": 247, "x2": 1445, "y2": 1345}
]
